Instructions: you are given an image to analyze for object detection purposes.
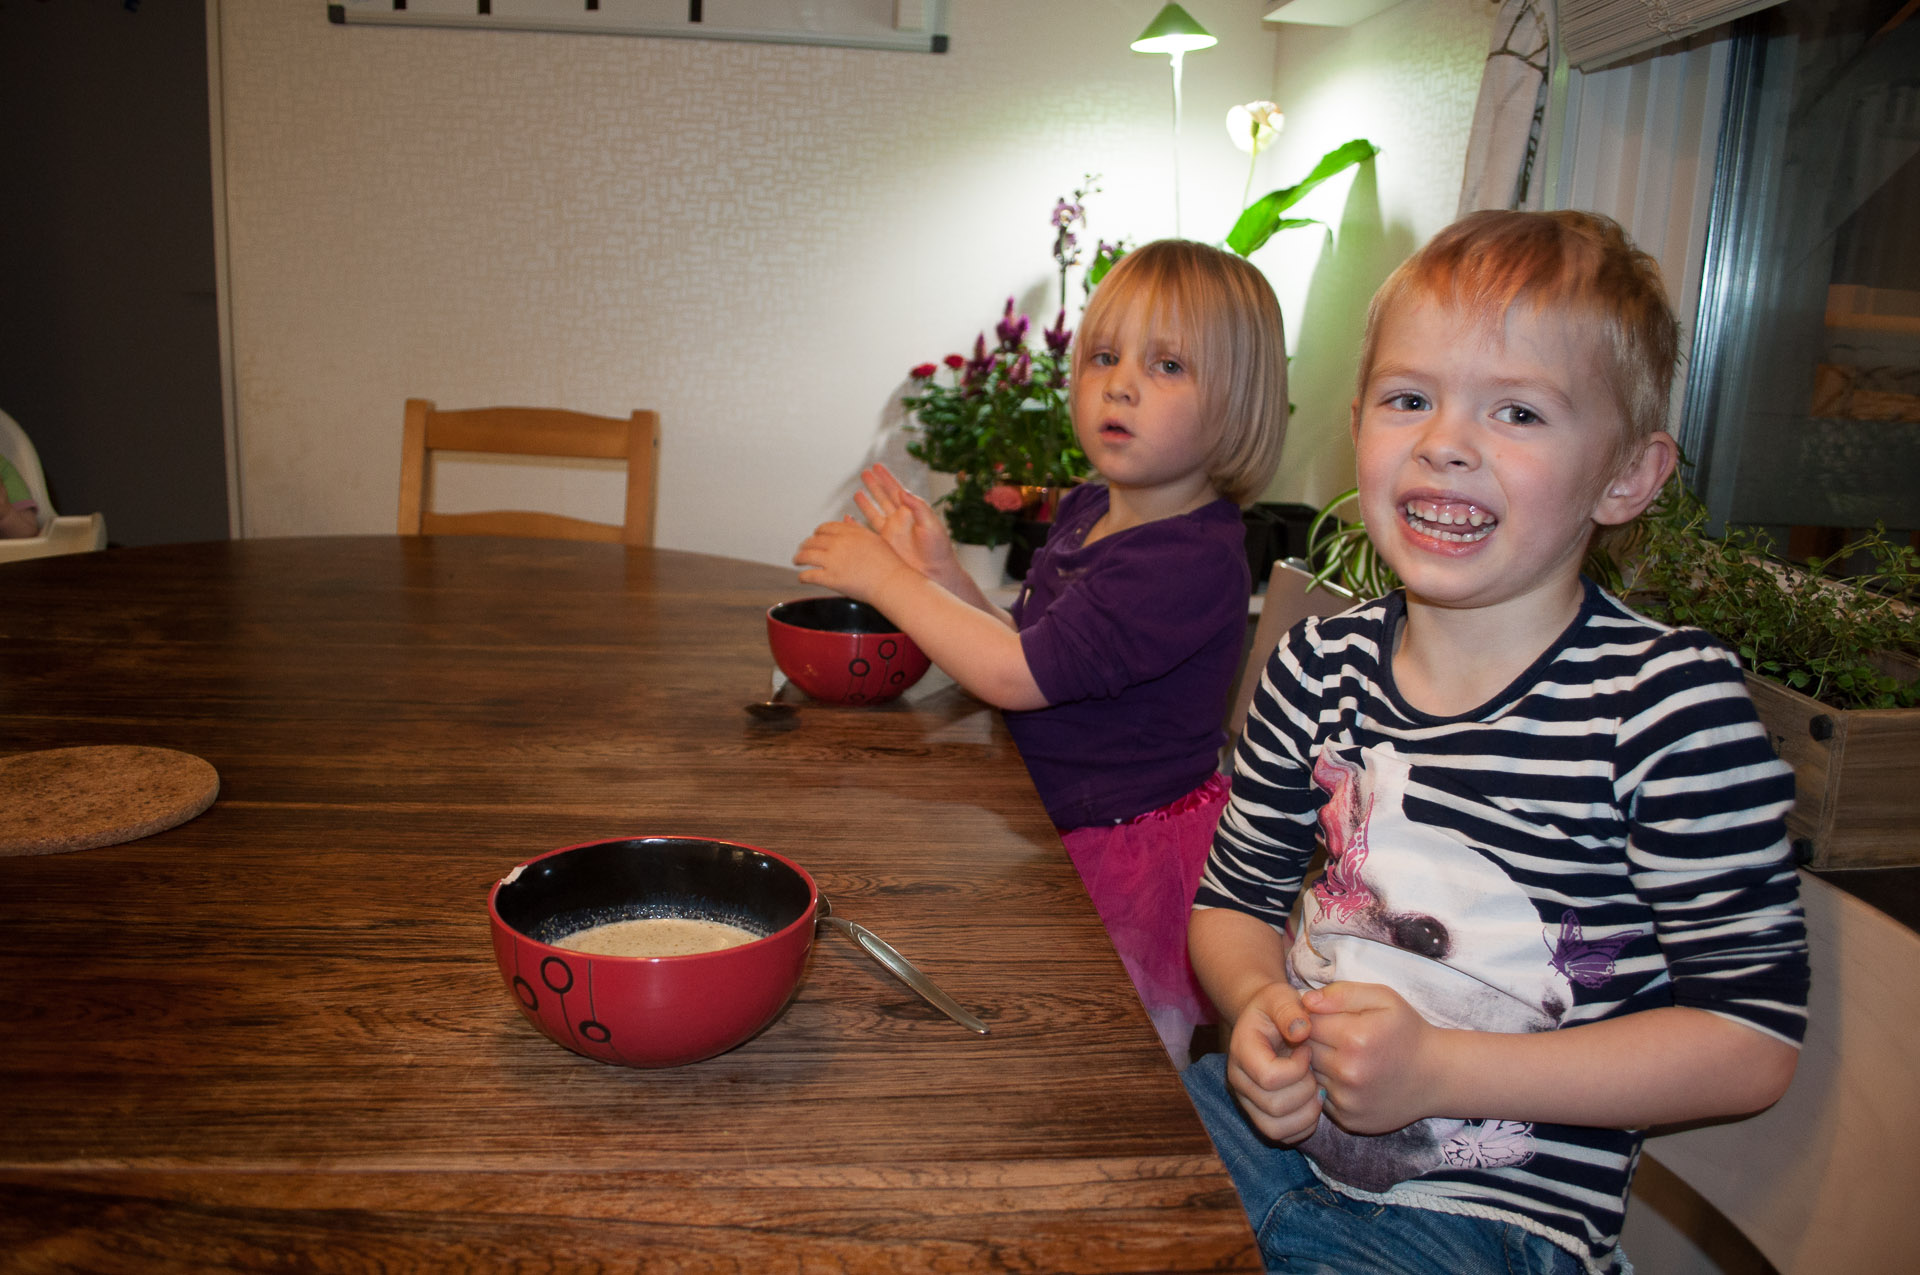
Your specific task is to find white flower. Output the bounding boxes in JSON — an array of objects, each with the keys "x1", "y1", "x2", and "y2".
[{"x1": 1226, "y1": 101, "x2": 1284, "y2": 154}]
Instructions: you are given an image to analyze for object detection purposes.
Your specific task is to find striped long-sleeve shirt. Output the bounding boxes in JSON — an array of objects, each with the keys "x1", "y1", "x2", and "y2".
[{"x1": 1197, "y1": 580, "x2": 1809, "y2": 1272}]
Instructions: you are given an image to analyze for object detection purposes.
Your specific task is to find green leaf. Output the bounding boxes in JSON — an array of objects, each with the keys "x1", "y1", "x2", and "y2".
[{"x1": 1226, "y1": 139, "x2": 1380, "y2": 256}]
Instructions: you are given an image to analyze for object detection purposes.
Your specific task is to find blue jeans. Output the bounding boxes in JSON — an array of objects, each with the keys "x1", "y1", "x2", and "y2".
[{"x1": 1182, "y1": 1054, "x2": 1587, "y2": 1275}]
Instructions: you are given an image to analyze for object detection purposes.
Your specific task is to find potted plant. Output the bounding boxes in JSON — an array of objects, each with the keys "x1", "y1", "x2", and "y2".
[
  {"x1": 902, "y1": 180, "x2": 1101, "y2": 584},
  {"x1": 1303, "y1": 480, "x2": 1920, "y2": 868},
  {"x1": 901, "y1": 298, "x2": 1087, "y2": 577}
]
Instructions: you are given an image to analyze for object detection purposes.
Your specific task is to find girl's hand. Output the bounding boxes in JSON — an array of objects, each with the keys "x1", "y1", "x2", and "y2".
[
  {"x1": 1302, "y1": 982, "x2": 1440, "y2": 1135},
  {"x1": 794, "y1": 518, "x2": 916, "y2": 602},
  {"x1": 1224, "y1": 982, "x2": 1323, "y2": 1144},
  {"x1": 854, "y1": 465, "x2": 960, "y2": 587}
]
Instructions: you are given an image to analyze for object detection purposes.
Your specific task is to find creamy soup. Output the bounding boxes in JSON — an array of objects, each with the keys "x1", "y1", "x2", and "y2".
[{"x1": 555, "y1": 916, "x2": 761, "y2": 958}]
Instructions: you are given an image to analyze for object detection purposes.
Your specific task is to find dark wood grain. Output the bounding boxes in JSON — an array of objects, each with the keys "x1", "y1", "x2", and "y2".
[{"x1": 0, "y1": 537, "x2": 1257, "y2": 1273}]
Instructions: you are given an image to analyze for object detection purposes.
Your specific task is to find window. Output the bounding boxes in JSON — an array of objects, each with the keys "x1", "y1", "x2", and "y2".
[{"x1": 1682, "y1": 0, "x2": 1919, "y2": 556}]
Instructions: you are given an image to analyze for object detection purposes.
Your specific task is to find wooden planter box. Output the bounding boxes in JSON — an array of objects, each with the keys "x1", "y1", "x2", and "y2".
[{"x1": 1747, "y1": 670, "x2": 1920, "y2": 869}]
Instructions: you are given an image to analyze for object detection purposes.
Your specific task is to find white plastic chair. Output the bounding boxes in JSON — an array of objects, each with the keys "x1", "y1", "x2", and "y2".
[
  {"x1": 0, "y1": 410, "x2": 107, "y2": 563},
  {"x1": 1622, "y1": 870, "x2": 1920, "y2": 1271}
]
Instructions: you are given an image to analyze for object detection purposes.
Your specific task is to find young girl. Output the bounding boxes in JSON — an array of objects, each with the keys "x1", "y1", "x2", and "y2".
[{"x1": 795, "y1": 239, "x2": 1289, "y2": 1064}]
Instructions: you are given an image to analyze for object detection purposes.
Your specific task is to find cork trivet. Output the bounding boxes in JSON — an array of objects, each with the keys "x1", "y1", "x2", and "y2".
[{"x1": 0, "y1": 746, "x2": 220, "y2": 857}]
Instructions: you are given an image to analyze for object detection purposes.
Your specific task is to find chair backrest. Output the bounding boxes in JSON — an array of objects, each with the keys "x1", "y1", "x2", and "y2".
[
  {"x1": 1226, "y1": 559, "x2": 1355, "y2": 743},
  {"x1": 1635, "y1": 871, "x2": 1920, "y2": 1271},
  {"x1": 397, "y1": 398, "x2": 659, "y2": 545}
]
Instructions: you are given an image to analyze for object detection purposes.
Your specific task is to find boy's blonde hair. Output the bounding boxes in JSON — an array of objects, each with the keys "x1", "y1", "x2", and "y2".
[
  {"x1": 1356, "y1": 210, "x2": 1678, "y2": 479},
  {"x1": 1073, "y1": 239, "x2": 1288, "y2": 507}
]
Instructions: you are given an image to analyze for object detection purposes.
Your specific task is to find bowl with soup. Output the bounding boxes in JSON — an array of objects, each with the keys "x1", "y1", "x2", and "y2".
[
  {"x1": 766, "y1": 597, "x2": 931, "y2": 705},
  {"x1": 488, "y1": 836, "x2": 817, "y2": 1067}
]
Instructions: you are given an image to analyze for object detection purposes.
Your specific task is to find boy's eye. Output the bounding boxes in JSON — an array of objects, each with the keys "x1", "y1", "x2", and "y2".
[
  {"x1": 1384, "y1": 392, "x2": 1430, "y2": 412},
  {"x1": 1493, "y1": 403, "x2": 1543, "y2": 425}
]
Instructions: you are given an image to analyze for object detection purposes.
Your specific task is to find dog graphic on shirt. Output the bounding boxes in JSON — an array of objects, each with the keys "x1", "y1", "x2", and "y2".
[{"x1": 1288, "y1": 742, "x2": 1580, "y2": 1193}]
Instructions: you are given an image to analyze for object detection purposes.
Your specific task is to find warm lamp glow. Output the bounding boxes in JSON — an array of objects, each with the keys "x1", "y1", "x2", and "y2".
[
  {"x1": 1130, "y1": 5, "x2": 1218, "y2": 236},
  {"x1": 1130, "y1": 4, "x2": 1217, "y2": 53}
]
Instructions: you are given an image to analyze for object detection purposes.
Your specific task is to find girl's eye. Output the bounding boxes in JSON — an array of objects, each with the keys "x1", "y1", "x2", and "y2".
[
  {"x1": 1384, "y1": 392, "x2": 1430, "y2": 412},
  {"x1": 1155, "y1": 358, "x2": 1185, "y2": 376},
  {"x1": 1090, "y1": 351, "x2": 1118, "y2": 367},
  {"x1": 1493, "y1": 403, "x2": 1543, "y2": 425}
]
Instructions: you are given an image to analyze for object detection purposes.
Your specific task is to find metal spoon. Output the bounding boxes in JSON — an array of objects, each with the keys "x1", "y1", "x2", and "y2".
[
  {"x1": 815, "y1": 895, "x2": 989, "y2": 1035},
  {"x1": 745, "y1": 672, "x2": 798, "y2": 721}
]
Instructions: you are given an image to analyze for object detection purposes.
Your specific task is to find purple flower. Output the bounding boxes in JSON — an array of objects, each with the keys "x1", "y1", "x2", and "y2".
[
  {"x1": 963, "y1": 333, "x2": 994, "y2": 385},
  {"x1": 1043, "y1": 310, "x2": 1072, "y2": 356},
  {"x1": 1051, "y1": 199, "x2": 1084, "y2": 230},
  {"x1": 1008, "y1": 349, "x2": 1031, "y2": 385},
  {"x1": 994, "y1": 298, "x2": 1029, "y2": 351}
]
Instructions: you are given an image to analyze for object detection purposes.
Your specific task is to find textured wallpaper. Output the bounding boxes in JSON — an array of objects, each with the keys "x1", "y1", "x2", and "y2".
[{"x1": 217, "y1": 0, "x2": 1493, "y2": 559}]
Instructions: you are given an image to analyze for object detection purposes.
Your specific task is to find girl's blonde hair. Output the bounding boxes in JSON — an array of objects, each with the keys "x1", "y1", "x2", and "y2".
[
  {"x1": 1071, "y1": 239, "x2": 1288, "y2": 506},
  {"x1": 1356, "y1": 210, "x2": 1678, "y2": 479}
]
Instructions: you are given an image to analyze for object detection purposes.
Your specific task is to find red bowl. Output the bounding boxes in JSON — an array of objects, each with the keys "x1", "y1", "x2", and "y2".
[
  {"x1": 488, "y1": 836, "x2": 817, "y2": 1068},
  {"x1": 767, "y1": 597, "x2": 931, "y2": 705}
]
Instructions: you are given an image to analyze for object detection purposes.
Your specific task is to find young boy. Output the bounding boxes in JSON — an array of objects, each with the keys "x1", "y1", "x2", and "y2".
[{"x1": 1184, "y1": 211, "x2": 1809, "y2": 1274}]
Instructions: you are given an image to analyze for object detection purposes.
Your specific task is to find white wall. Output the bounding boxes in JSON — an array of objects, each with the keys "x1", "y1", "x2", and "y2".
[
  {"x1": 213, "y1": 0, "x2": 1495, "y2": 561},
  {"x1": 215, "y1": 0, "x2": 1275, "y2": 563},
  {"x1": 1251, "y1": 0, "x2": 1497, "y2": 510}
]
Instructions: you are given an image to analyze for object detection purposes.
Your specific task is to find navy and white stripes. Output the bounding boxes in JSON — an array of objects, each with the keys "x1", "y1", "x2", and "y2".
[{"x1": 1197, "y1": 581, "x2": 1809, "y2": 1272}]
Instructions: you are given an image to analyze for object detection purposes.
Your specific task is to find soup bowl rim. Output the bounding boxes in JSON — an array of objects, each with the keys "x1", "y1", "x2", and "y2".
[{"x1": 488, "y1": 834, "x2": 820, "y2": 965}]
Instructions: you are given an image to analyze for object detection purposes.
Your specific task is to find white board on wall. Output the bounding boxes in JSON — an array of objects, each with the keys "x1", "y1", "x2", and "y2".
[{"x1": 327, "y1": 0, "x2": 951, "y2": 52}]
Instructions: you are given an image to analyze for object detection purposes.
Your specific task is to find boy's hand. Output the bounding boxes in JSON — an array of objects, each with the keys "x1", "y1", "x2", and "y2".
[
  {"x1": 1224, "y1": 982, "x2": 1323, "y2": 1145},
  {"x1": 1302, "y1": 982, "x2": 1440, "y2": 1135},
  {"x1": 794, "y1": 518, "x2": 917, "y2": 603},
  {"x1": 853, "y1": 465, "x2": 958, "y2": 585}
]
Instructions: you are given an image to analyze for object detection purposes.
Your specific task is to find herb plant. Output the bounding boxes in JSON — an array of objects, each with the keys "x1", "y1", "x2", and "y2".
[{"x1": 1626, "y1": 481, "x2": 1918, "y2": 711}]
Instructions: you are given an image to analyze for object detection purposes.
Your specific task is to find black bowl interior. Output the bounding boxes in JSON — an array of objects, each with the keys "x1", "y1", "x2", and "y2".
[
  {"x1": 770, "y1": 597, "x2": 905, "y2": 636},
  {"x1": 495, "y1": 838, "x2": 815, "y2": 949}
]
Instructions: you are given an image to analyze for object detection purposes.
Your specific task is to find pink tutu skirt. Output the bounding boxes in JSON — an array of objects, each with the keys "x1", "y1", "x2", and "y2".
[{"x1": 1060, "y1": 771, "x2": 1229, "y2": 1066}]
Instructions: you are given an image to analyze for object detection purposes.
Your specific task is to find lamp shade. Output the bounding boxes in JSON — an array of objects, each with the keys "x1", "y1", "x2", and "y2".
[{"x1": 1130, "y1": 3, "x2": 1217, "y2": 53}]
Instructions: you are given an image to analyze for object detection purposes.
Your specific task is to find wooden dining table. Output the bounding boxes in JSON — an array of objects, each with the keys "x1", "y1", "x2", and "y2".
[{"x1": 0, "y1": 536, "x2": 1259, "y2": 1272}]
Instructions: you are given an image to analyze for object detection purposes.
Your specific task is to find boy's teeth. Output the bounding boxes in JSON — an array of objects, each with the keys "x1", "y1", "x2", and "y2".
[{"x1": 1404, "y1": 501, "x2": 1496, "y2": 543}]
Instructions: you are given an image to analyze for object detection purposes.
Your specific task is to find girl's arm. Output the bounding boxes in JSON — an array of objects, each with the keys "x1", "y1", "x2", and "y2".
[
  {"x1": 794, "y1": 519, "x2": 1045, "y2": 710},
  {"x1": 853, "y1": 465, "x2": 1005, "y2": 617},
  {"x1": 1301, "y1": 981, "x2": 1797, "y2": 1132}
]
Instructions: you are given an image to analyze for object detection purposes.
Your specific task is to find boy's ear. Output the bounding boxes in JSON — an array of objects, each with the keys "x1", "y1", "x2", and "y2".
[{"x1": 1593, "y1": 431, "x2": 1678, "y2": 526}]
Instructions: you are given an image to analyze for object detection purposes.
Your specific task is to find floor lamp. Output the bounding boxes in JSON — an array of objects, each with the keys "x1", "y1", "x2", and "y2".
[{"x1": 1130, "y1": 4, "x2": 1217, "y2": 237}]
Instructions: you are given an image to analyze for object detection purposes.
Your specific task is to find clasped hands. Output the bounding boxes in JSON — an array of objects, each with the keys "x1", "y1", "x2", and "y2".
[
  {"x1": 794, "y1": 464, "x2": 961, "y2": 599},
  {"x1": 1228, "y1": 979, "x2": 1443, "y2": 1145}
]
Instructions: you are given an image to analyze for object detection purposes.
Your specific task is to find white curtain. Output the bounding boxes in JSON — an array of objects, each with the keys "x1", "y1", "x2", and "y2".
[
  {"x1": 1556, "y1": 0, "x2": 1787, "y2": 70},
  {"x1": 1459, "y1": 0, "x2": 1554, "y2": 214}
]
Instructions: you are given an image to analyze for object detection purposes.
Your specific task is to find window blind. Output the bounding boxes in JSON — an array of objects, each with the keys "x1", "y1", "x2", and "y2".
[{"x1": 1556, "y1": 0, "x2": 1785, "y2": 68}]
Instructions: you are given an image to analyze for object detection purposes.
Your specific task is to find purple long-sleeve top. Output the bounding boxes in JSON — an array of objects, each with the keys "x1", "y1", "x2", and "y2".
[{"x1": 1006, "y1": 482, "x2": 1250, "y2": 829}]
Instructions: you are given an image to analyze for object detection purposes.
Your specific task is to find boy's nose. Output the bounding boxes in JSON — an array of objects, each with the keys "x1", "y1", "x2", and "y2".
[{"x1": 1416, "y1": 412, "x2": 1478, "y2": 470}]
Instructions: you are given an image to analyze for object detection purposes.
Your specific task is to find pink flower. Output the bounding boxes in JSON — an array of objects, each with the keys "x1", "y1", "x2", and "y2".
[
  {"x1": 985, "y1": 484, "x2": 1024, "y2": 512},
  {"x1": 910, "y1": 362, "x2": 938, "y2": 380}
]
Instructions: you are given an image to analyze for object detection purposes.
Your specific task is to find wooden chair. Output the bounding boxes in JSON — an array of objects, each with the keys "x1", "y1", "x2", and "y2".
[
  {"x1": 1623, "y1": 871, "x2": 1920, "y2": 1272},
  {"x1": 397, "y1": 399, "x2": 659, "y2": 545},
  {"x1": 1226, "y1": 559, "x2": 1355, "y2": 744}
]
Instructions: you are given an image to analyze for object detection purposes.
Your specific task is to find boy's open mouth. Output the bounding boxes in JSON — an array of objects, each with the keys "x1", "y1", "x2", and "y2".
[{"x1": 1403, "y1": 500, "x2": 1496, "y2": 544}]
